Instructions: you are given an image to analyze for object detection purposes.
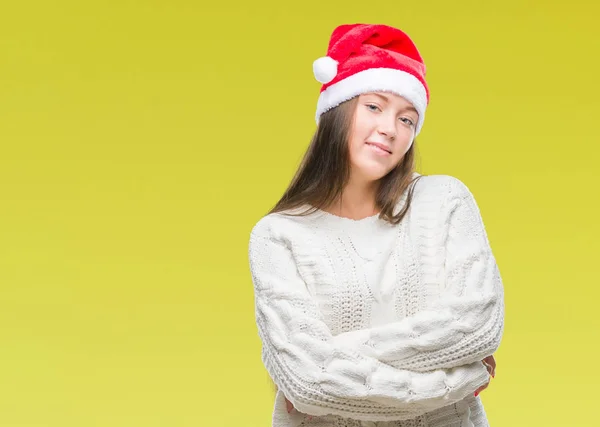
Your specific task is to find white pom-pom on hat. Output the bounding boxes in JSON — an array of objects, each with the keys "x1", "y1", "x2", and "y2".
[{"x1": 313, "y1": 56, "x2": 338, "y2": 84}]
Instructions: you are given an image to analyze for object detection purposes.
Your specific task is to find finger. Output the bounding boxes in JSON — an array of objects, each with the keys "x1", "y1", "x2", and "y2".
[
  {"x1": 481, "y1": 360, "x2": 493, "y2": 376},
  {"x1": 285, "y1": 398, "x2": 294, "y2": 413},
  {"x1": 475, "y1": 380, "x2": 490, "y2": 395},
  {"x1": 485, "y1": 356, "x2": 496, "y2": 377},
  {"x1": 474, "y1": 383, "x2": 489, "y2": 396},
  {"x1": 487, "y1": 361, "x2": 495, "y2": 378}
]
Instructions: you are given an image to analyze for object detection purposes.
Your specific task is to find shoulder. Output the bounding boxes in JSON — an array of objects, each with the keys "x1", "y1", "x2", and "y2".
[
  {"x1": 412, "y1": 173, "x2": 475, "y2": 205},
  {"x1": 407, "y1": 174, "x2": 481, "y2": 223},
  {"x1": 249, "y1": 207, "x2": 315, "y2": 246}
]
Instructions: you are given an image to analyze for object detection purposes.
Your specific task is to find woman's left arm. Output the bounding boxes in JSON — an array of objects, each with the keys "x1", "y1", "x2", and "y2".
[{"x1": 333, "y1": 177, "x2": 505, "y2": 372}]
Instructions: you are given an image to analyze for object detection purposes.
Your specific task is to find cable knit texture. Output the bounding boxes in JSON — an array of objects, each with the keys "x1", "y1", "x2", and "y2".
[{"x1": 248, "y1": 174, "x2": 505, "y2": 427}]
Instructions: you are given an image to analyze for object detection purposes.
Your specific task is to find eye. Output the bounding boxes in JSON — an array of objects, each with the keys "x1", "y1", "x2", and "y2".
[
  {"x1": 366, "y1": 104, "x2": 381, "y2": 112},
  {"x1": 400, "y1": 117, "x2": 415, "y2": 127}
]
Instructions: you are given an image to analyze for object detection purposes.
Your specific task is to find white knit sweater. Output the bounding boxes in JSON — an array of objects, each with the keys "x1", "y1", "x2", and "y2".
[{"x1": 248, "y1": 173, "x2": 505, "y2": 427}]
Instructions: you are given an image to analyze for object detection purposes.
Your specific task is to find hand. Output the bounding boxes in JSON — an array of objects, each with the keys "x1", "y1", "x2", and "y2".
[
  {"x1": 284, "y1": 396, "x2": 313, "y2": 420},
  {"x1": 474, "y1": 355, "x2": 496, "y2": 396},
  {"x1": 284, "y1": 396, "x2": 294, "y2": 413}
]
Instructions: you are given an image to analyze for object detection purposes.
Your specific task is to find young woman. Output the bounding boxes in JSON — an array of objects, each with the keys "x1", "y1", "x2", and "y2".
[{"x1": 248, "y1": 23, "x2": 505, "y2": 427}]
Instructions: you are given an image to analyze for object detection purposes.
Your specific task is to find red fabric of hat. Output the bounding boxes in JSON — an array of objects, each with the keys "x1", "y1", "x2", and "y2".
[{"x1": 314, "y1": 24, "x2": 429, "y2": 136}]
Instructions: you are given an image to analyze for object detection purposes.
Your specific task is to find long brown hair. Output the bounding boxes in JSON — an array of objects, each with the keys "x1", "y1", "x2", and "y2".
[{"x1": 268, "y1": 95, "x2": 424, "y2": 225}]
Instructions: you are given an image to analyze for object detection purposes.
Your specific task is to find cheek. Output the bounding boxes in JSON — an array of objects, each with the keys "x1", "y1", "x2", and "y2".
[
  {"x1": 348, "y1": 138, "x2": 364, "y2": 164},
  {"x1": 348, "y1": 122, "x2": 370, "y2": 156},
  {"x1": 352, "y1": 111, "x2": 373, "y2": 136},
  {"x1": 390, "y1": 136, "x2": 413, "y2": 162}
]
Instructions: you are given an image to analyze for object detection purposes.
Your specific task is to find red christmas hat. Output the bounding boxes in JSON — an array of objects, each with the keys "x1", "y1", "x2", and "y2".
[{"x1": 313, "y1": 24, "x2": 429, "y2": 136}]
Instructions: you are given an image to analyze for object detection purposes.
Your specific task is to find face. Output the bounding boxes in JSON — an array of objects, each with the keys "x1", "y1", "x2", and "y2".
[{"x1": 347, "y1": 92, "x2": 419, "y2": 183}]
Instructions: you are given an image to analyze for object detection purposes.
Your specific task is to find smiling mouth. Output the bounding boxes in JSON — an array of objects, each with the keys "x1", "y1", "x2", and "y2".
[{"x1": 366, "y1": 142, "x2": 392, "y2": 154}]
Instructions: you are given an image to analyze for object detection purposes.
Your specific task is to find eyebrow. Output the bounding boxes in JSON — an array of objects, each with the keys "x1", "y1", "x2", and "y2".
[{"x1": 369, "y1": 93, "x2": 418, "y2": 114}]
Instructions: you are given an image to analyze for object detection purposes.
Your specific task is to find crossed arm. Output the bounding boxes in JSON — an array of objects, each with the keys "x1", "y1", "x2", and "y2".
[{"x1": 248, "y1": 179, "x2": 504, "y2": 421}]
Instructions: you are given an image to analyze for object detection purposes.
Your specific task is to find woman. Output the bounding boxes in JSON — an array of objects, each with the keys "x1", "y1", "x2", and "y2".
[{"x1": 248, "y1": 23, "x2": 505, "y2": 427}]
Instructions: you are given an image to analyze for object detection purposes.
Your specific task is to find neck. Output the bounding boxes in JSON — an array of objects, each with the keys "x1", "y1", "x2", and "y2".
[{"x1": 326, "y1": 177, "x2": 380, "y2": 220}]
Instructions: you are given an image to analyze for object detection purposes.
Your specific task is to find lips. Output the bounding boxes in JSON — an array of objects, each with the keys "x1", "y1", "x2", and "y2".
[{"x1": 366, "y1": 142, "x2": 392, "y2": 154}]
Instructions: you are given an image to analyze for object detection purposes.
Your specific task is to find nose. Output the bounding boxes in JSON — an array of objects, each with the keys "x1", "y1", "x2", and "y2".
[{"x1": 377, "y1": 117, "x2": 396, "y2": 140}]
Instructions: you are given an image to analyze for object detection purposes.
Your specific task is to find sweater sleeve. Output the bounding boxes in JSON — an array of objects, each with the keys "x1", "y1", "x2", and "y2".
[
  {"x1": 248, "y1": 224, "x2": 491, "y2": 422},
  {"x1": 331, "y1": 177, "x2": 505, "y2": 372}
]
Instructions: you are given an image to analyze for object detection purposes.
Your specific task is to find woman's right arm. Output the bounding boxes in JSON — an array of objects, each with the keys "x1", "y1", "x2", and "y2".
[{"x1": 248, "y1": 226, "x2": 490, "y2": 422}]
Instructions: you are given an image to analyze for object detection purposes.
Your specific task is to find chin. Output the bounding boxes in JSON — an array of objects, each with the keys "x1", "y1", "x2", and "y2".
[
  {"x1": 351, "y1": 160, "x2": 394, "y2": 181},
  {"x1": 359, "y1": 170, "x2": 389, "y2": 182}
]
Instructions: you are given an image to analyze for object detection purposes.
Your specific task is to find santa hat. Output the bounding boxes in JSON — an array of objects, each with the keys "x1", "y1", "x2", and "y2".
[{"x1": 313, "y1": 24, "x2": 429, "y2": 136}]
